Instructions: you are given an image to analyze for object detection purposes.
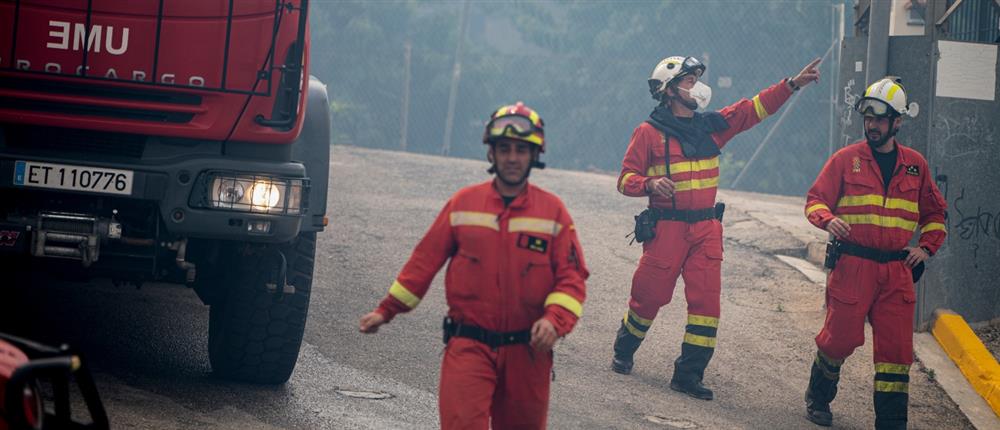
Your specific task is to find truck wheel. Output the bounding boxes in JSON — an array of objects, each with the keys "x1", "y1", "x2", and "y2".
[{"x1": 207, "y1": 232, "x2": 315, "y2": 384}]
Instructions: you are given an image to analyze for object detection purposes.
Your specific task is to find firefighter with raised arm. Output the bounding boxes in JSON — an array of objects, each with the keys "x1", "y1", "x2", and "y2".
[
  {"x1": 358, "y1": 103, "x2": 588, "y2": 430},
  {"x1": 801, "y1": 77, "x2": 946, "y2": 429},
  {"x1": 611, "y1": 55, "x2": 821, "y2": 400}
]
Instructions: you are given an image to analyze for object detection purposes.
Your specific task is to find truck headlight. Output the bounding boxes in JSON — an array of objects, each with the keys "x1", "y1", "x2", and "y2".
[{"x1": 199, "y1": 174, "x2": 305, "y2": 214}]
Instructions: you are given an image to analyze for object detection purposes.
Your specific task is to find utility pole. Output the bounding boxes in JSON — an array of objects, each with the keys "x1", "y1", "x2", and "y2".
[
  {"x1": 441, "y1": 0, "x2": 470, "y2": 156},
  {"x1": 865, "y1": 0, "x2": 891, "y2": 84},
  {"x1": 400, "y1": 39, "x2": 412, "y2": 151}
]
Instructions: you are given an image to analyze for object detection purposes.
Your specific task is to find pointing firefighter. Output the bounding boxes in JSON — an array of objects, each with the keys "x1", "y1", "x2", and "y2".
[
  {"x1": 802, "y1": 77, "x2": 946, "y2": 429},
  {"x1": 358, "y1": 102, "x2": 588, "y2": 430},
  {"x1": 611, "y1": 55, "x2": 822, "y2": 400}
]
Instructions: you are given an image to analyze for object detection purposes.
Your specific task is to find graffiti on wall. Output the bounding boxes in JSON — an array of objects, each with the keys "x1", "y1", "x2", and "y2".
[{"x1": 936, "y1": 172, "x2": 1000, "y2": 269}]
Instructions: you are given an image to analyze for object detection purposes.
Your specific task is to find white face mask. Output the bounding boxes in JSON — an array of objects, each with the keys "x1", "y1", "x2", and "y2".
[{"x1": 680, "y1": 81, "x2": 712, "y2": 110}]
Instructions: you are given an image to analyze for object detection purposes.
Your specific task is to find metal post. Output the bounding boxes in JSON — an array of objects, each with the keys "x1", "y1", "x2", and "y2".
[
  {"x1": 441, "y1": 0, "x2": 470, "y2": 156},
  {"x1": 829, "y1": 2, "x2": 845, "y2": 157},
  {"x1": 828, "y1": 5, "x2": 837, "y2": 158},
  {"x1": 865, "y1": 0, "x2": 891, "y2": 83},
  {"x1": 400, "y1": 40, "x2": 412, "y2": 151}
]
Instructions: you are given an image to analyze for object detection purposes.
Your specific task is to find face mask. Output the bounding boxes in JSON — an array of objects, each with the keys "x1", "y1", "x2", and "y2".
[{"x1": 679, "y1": 81, "x2": 712, "y2": 110}]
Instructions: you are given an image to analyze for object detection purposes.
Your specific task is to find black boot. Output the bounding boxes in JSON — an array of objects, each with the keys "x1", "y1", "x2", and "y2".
[
  {"x1": 611, "y1": 320, "x2": 644, "y2": 374},
  {"x1": 805, "y1": 351, "x2": 843, "y2": 427},
  {"x1": 670, "y1": 342, "x2": 715, "y2": 400},
  {"x1": 874, "y1": 363, "x2": 910, "y2": 430}
]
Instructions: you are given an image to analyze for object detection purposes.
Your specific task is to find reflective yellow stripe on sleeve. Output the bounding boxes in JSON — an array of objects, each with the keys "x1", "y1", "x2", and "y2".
[
  {"x1": 544, "y1": 292, "x2": 583, "y2": 318},
  {"x1": 619, "y1": 172, "x2": 637, "y2": 193},
  {"x1": 806, "y1": 203, "x2": 831, "y2": 216},
  {"x1": 752, "y1": 95, "x2": 770, "y2": 121},
  {"x1": 920, "y1": 222, "x2": 946, "y2": 234},
  {"x1": 646, "y1": 165, "x2": 668, "y2": 176},
  {"x1": 389, "y1": 280, "x2": 421, "y2": 309}
]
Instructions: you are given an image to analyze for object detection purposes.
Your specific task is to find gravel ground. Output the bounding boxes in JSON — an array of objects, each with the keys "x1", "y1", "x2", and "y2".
[{"x1": 974, "y1": 324, "x2": 1000, "y2": 363}]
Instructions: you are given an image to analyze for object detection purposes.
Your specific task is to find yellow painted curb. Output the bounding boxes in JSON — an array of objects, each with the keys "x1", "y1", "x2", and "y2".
[{"x1": 932, "y1": 311, "x2": 1000, "y2": 416}]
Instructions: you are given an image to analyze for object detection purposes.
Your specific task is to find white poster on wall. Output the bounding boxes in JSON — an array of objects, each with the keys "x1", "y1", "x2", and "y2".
[{"x1": 936, "y1": 40, "x2": 998, "y2": 101}]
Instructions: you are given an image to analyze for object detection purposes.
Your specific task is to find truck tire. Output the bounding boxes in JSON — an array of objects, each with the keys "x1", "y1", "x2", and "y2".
[{"x1": 207, "y1": 232, "x2": 315, "y2": 384}]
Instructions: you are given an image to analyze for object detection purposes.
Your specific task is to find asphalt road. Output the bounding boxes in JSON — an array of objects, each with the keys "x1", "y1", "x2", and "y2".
[{"x1": 0, "y1": 145, "x2": 973, "y2": 429}]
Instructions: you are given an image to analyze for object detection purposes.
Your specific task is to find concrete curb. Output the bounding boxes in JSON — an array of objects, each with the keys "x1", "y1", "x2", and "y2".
[{"x1": 931, "y1": 309, "x2": 1000, "y2": 417}]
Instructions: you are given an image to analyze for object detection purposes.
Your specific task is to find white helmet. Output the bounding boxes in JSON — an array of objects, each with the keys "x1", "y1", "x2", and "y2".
[
  {"x1": 648, "y1": 56, "x2": 706, "y2": 100},
  {"x1": 855, "y1": 77, "x2": 919, "y2": 118}
]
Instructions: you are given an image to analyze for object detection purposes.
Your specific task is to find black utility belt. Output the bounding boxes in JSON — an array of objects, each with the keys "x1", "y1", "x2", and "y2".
[
  {"x1": 824, "y1": 239, "x2": 925, "y2": 282},
  {"x1": 833, "y1": 240, "x2": 907, "y2": 263},
  {"x1": 442, "y1": 317, "x2": 531, "y2": 349},
  {"x1": 631, "y1": 202, "x2": 725, "y2": 244},
  {"x1": 649, "y1": 206, "x2": 719, "y2": 223}
]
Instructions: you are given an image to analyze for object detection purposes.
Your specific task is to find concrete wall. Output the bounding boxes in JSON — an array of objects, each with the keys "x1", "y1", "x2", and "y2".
[
  {"x1": 920, "y1": 39, "x2": 1000, "y2": 326},
  {"x1": 835, "y1": 35, "x2": 1000, "y2": 326}
]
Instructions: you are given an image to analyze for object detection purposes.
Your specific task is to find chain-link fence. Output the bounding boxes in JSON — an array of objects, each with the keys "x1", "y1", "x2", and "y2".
[{"x1": 310, "y1": 0, "x2": 847, "y2": 196}]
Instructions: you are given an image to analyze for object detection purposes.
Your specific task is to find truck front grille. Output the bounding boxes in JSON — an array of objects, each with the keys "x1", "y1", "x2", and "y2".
[{"x1": 3, "y1": 126, "x2": 146, "y2": 160}]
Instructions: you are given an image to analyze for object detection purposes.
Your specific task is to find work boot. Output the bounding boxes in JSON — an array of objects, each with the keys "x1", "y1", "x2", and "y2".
[
  {"x1": 805, "y1": 394, "x2": 833, "y2": 427},
  {"x1": 805, "y1": 350, "x2": 842, "y2": 427},
  {"x1": 670, "y1": 342, "x2": 715, "y2": 400},
  {"x1": 611, "y1": 321, "x2": 643, "y2": 374},
  {"x1": 669, "y1": 376, "x2": 714, "y2": 400}
]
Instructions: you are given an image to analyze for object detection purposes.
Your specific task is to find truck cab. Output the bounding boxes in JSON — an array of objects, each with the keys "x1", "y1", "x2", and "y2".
[{"x1": 0, "y1": 0, "x2": 330, "y2": 384}]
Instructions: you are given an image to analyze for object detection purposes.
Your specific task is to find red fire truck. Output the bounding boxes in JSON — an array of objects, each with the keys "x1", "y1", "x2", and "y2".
[{"x1": 0, "y1": 0, "x2": 329, "y2": 384}]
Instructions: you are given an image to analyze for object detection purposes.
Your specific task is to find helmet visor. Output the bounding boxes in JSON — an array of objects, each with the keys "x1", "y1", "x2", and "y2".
[
  {"x1": 682, "y1": 56, "x2": 705, "y2": 77},
  {"x1": 856, "y1": 98, "x2": 894, "y2": 117},
  {"x1": 487, "y1": 115, "x2": 537, "y2": 139}
]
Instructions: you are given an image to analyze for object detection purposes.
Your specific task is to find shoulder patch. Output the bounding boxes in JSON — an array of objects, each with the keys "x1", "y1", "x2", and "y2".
[{"x1": 906, "y1": 165, "x2": 920, "y2": 176}]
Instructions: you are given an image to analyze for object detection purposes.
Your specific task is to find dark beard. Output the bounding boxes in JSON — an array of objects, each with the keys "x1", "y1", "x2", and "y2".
[
  {"x1": 866, "y1": 127, "x2": 896, "y2": 149},
  {"x1": 493, "y1": 163, "x2": 532, "y2": 186},
  {"x1": 866, "y1": 131, "x2": 889, "y2": 148}
]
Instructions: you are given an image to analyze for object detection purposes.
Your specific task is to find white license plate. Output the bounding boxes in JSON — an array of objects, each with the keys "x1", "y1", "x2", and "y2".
[{"x1": 14, "y1": 161, "x2": 134, "y2": 195}]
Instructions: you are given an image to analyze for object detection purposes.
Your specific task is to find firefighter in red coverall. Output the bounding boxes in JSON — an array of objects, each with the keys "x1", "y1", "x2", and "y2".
[
  {"x1": 802, "y1": 77, "x2": 946, "y2": 429},
  {"x1": 610, "y1": 55, "x2": 822, "y2": 400},
  {"x1": 358, "y1": 102, "x2": 588, "y2": 430}
]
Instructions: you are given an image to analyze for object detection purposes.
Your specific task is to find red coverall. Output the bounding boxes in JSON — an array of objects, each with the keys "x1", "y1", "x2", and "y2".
[
  {"x1": 374, "y1": 180, "x2": 588, "y2": 430},
  {"x1": 616, "y1": 80, "x2": 792, "y2": 353},
  {"x1": 805, "y1": 139, "x2": 946, "y2": 421}
]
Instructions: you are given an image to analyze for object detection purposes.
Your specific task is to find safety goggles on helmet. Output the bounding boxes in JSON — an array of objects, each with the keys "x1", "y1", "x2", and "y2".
[
  {"x1": 669, "y1": 56, "x2": 705, "y2": 84},
  {"x1": 855, "y1": 97, "x2": 896, "y2": 117},
  {"x1": 487, "y1": 115, "x2": 538, "y2": 139}
]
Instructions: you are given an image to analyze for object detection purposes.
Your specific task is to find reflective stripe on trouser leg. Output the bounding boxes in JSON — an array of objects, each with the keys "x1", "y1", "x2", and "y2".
[
  {"x1": 615, "y1": 310, "x2": 651, "y2": 363},
  {"x1": 807, "y1": 350, "x2": 844, "y2": 407},
  {"x1": 874, "y1": 362, "x2": 909, "y2": 430},
  {"x1": 673, "y1": 314, "x2": 718, "y2": 383}
]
